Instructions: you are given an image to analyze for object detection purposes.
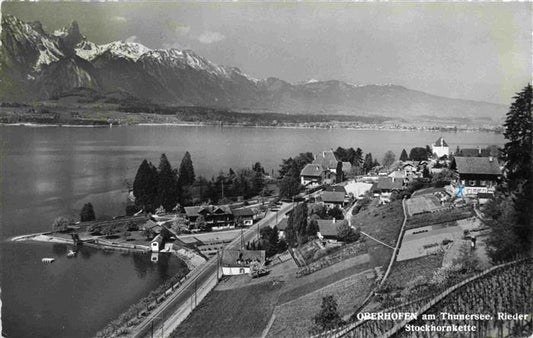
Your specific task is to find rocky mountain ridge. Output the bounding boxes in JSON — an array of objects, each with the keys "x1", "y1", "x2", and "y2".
[{"x1": 0, "y1": 14, "x2": 505, "y2": 122}]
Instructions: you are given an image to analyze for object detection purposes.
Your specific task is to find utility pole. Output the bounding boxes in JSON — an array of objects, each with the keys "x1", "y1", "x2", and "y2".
[{"x1": 216, "y1": 250, "x2": 220, "y2": 280}]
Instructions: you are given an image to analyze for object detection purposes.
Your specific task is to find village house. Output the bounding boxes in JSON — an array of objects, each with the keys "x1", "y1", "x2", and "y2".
[
  {"x1": 454, "y1": 156, "x2": 502, "y2": 196},
  {"x1": 300, "y1": 163, "x2": 328, "y2": 186},
  {"x1": 431, "y1": 137, "x2": 450, "y2": 158},
  {"x1": 456, "y1": 146, "x2": 491, "y2": 157},
  {"x1": 184, "y1": 205, "x2": 235, "y2": 230},
  {"x1": 313, "y1": 149, "x2": 339, "y2": 173},
  {"x1": 232, "y1": 207, "x2": 256, "y2": 227},
  {"x1": 276, "y1": 218, "x2": 288, "y2": 239},
  {"x1": 320, "y1": 191, "x2": 347, "y2": 208},
  {"x1": 317, "y1": 219, "x2": 340, "y2": 241},
  {"x1": 220, "y1": 249, "x2": 266, "y2": 275},
  {"x1": 375, "y1": 176, "x2": 404, "y2": 203}
]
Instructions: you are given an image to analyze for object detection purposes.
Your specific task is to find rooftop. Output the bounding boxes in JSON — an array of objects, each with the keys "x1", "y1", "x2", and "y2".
[
  {"x1": 455, "y1": 156, "x2": 501, "y2": 175},
  {"x1": 312, "y1": 150, "x2": 339, "y2": 169},
  {"x1": 321, "y1": 191, "x2": 346, "y2": 203},
  {"x1": 376, "y1": 177, "x2": 404, "y2": 191},
  {"x1": 433, "y1": 137, "x2": 449, "y2": 147},
  {"x1": 300, "y1": 163, "x2": 325, "y2": 177},
  {"x1": 221, "y1": 249, "x2": 265, "y2": 267},
  {"x1": 317, "y1": 219, "x2": 341, "y2": 237}
]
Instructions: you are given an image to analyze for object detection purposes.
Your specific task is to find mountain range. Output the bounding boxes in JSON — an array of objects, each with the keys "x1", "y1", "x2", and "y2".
[{"x1": 0, "y1": 14, "x2": 505, "y2": 122}]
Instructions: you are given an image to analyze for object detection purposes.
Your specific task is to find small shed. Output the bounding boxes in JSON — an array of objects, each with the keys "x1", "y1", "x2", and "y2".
[{"x1": 151, "y1": 234, "x2": 163, "y2": 253}]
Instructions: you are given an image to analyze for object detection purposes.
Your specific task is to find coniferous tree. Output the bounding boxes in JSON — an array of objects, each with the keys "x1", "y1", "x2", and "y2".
[
  {"x1": 313, "y1": 295, "x2": 345, "y2": 331},
  {"x1": 286, "y1": 203, "x2": 309, "y2": 246},
  {"x1": 133, "y1": 159, "x2": 158, "y2": 212},
  {"x1": 157, "y1": 154, "x2": 179, "y2": 211},
  {"x1": 80, "y1": 202, "x2": 96, "y2": 222},
  {"x1": 399, "y1": 149, "x2": 409, "y2": 161},
  {"x1": 363, "y1": 153, "x2": 373, "y2": 174},
  {"x1": 486, "y1": 84, "x2": 532, "y2": 261},
  {"x1": 335, "y1": 161, "x2": 344, "y2": 183},
  {"x1": 178, "y1": 151, "x2": 195, "y2": 187}
]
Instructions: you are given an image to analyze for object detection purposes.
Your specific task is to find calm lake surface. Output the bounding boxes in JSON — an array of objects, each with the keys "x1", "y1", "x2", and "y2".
[{"x1": 0, "y1": 125, "x2": 505, "y2": 337}]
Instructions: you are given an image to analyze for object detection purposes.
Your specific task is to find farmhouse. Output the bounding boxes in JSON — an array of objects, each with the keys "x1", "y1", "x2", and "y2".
[
  {"x1": 300, "y1": 163, "x2": 328, "y2": 186},
  {"x1": 320, "y1": 191, "x2": 347, "y2": 208},
  {"x1": 232, "y1": 207, "x2": 256, "y2": 226},
  {"x1": 375, "y1": 177, "x2": 404, "y2": 203},
  {"x1": 456, "y1": 146, "x2": 491, "y2": 157},
  {"x1": 431, "y1": 137, "x2": 449, "y2": 158},
  {"x1": 220, "y1": 249, "x2": 266, "y2": 275},
  {"x1": 454, "y1": 156, "x2": 502, "y2": 196},
  {"x1": 317, "y1": 219, "x2": 339, "y2": 241},
  {"x1": 184, "y1": 205, "x2": 234, "y2": 230}
]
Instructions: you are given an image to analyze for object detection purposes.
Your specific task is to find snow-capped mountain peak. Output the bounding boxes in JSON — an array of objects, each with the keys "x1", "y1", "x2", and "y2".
[{"x1": 75, "y1": 40, "x2": 151, "y2": 62}]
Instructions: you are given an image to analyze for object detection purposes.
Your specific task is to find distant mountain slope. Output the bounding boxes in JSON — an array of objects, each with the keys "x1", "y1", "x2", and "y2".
[{"x1": 0, "y1": 14, "x2": 506, "y2": 121}]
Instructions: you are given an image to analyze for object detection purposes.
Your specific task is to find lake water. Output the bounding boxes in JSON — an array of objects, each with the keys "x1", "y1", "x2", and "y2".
[{"x1": 0, "y1": 125, "x2": 505, "y2": 337}]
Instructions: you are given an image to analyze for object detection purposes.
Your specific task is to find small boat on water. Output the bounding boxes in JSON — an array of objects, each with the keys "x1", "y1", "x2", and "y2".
[
  {"x1": 67, "y1": 250, "x2": 77, "y2": 257},
  {"x1": 42, "y1": 258, "x2": 55, "y2": 264}
]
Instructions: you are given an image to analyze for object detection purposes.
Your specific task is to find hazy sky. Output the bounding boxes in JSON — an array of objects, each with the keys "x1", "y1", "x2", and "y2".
[{"x1": 2, "y1": 1, "x2": 531, "y2": 105}]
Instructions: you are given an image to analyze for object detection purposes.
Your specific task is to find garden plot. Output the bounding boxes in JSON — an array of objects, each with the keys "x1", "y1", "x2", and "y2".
[
  {"x1": 397, "y1": 224, "x2": 463, "y2": 261},
  {"x1": 405, "y1": 195, "x2": 443, "y2": 216}
]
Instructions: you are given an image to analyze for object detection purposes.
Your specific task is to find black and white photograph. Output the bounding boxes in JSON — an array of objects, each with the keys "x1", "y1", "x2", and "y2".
[{"x1": 0, "y1": 1, "x2": 531, "y2": 337}]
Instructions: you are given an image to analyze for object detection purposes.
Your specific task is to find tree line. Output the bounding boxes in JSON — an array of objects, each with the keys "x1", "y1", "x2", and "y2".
[{"x1": 131, "y1": 152, "x2": 267, "y2": 213}]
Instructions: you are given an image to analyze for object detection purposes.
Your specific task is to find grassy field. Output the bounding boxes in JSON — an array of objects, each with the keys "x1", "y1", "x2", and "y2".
[
  {"x1": 266, "y1": 272, "x2": 373, "y2": 338},
  {"x1": 170, "y1": 281, "x2": 283, "y2": 338}
]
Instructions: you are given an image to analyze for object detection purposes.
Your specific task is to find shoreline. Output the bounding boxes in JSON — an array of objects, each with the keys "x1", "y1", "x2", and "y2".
[
  {"x1": 10, "y1": 232, "x2": 206, "y2": 269},
  {"x1": 0, "y1": 122, "x2": 501, "y2": 133}
]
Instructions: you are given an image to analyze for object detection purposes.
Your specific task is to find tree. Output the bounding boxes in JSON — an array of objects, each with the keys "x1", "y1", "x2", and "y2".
[
  {"x1": 286, "y1": 203, "x2": 309, "y2": 246},
  {"x1": 252, "y1": 162, "x2": 265, "y2": 174},
  {"x1": 431, "y1": 168, "x2": 454, "y2": 188},
  {"x1": 156, "y1": 154, "x2": 179, "y2": 211},
  {"x1": 313, "y1": 295, "x2": 345, "y2": 331},
  {"x1": 80, "y1": 202, "x2": 96, "y2": 222},
  {"x1": 409, "y1": 147, "x2": 428, "y2": 161},
  {"x1": 382, "y1": 150, "x2": 396, "y2": 168},
  {"x1": 363, "y1": 153, "x2": 373, "y2": 174},
  {"x1": 335, "y1": 161, "x2": 344, "y2": 183},
  {"x1": 327, "y1": 206, "x2": 344, "y2": 220},
  {"x1": 399, "y1": 149, "x2": 409, "y2": 162},
  {"x1": 133, "y1": 159, "x2": 158, "y2": 212},
  {"x1": 178, "y1": 151, "x2": 195, "y2": 187},
  {"x1": 336, "y1": 221, "x2": 360, "y2": 243},
  {"x1": 279, "y1": 175, "x2": 301, "y2": 198},
  {"x1": 486, "y1": 84, "x2": 532, "y2": 261},
  {"x1": 52, "y1": 216, "x2": 70, "y2": 232}
]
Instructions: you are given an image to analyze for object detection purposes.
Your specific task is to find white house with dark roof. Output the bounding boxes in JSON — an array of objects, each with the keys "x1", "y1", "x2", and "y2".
[
  {"x1": 454, "y1": 156, "x2": 502, "y2": 196},
  {"x1": 221, "y1": 250, "x2": 265, "y2": 275},
  {"x1": 431, "y1": 137, "x2": 450, "y2": 158}
]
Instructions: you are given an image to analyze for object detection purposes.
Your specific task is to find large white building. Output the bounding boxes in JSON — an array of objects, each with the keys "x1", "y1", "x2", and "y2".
[{"x1": 431, "y1": 137, "x2": 450, "y2": 158}]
